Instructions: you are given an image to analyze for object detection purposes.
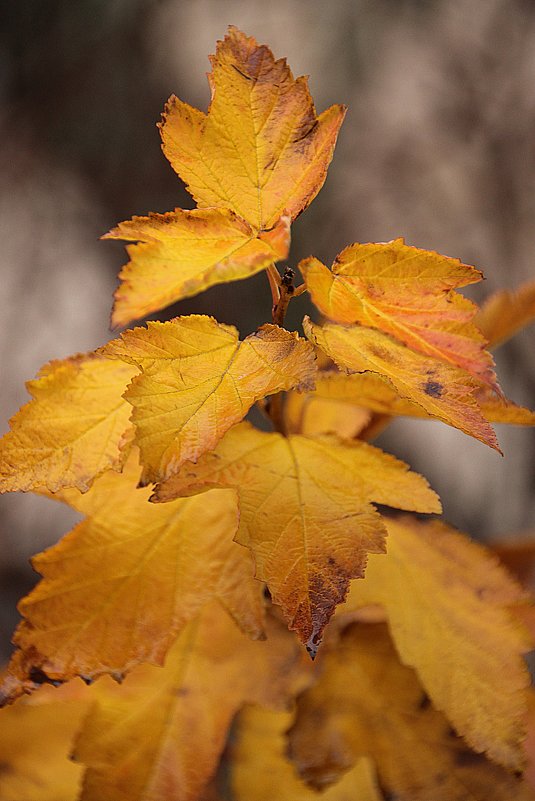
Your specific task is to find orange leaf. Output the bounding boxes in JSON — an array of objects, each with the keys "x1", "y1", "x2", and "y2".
[
  {"x1": 303, "y1": 317, "x2": 500, "y2": 451},
  {"x1": 0, "y1": 354, "x2": 135, "y2": 493},
  {"x1": 106, "y1": 208, "x2": 290, "y2": 328},
  {"x1": 103, "y1": 316, "x2": 316, "y2": 484},
  {"x1": 73, "y1": 604, "x2": 310, "y2": 801},
  {"x1": 288, "y1": 623, "x2": 534, "y2": 801},
  {"x1": 159, "y1": 27, "x2": 345, "y2": 231},
  {"x1": 231, "y1": 706, "x2": 382, "y2": 801},
  {"x1": 300, "y1": 239, "x2": 498, "y2": 389},
  {"x1": 475, "y1": 279, "x2": 535, "y2": 348},
  {"x1": 337, "y1": 516, "x2": 531, "y2": 770},
  {"x1": 0, "y1": 452, "x2": 263, "y2": 701},
  {"x1": 153, "y1": 423, "x2": 440, "y2": 655}
]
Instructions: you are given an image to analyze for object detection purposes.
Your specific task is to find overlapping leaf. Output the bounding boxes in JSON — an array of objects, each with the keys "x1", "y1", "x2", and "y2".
[
  {"x1": 0, "y1": 453, "x2": 264, "y2": 703},
  {"x1": 103, "y1": 315, "x2": 315, "y2": 485},
  {"x1": 231, "y1": 706, "x2": 382, "y2": 801},
  {"x1": 288, "y1": 623, "x2": 534, "y2": 801},
  {"x1": 73, "y1": 604, "x2": 311, "y2": 801},
  {"x1": 159, "y1": 27, "x2": 345, "y2": 232},
  {"x1": 303, "y1": 371, "x2": 535, "y2": 429},
  {"x1": 107, "y1": 208, "x2": 290, "y2": 328},
  {"x1": 475, "y1": 279, "x2": 535, "y2": 347},
  {"x1": 153, "y1": 422, "x2": 440, "y2": 655},
  {"x1": 300, "y1": 239, "x2": 498, "y2": 388},
  {"x1": 0, "y1": 354, "x2": 135, "y2": 493},
  {"x1": 304, "y1": 317, "x2": 501, "y2": 450},
  {"x1": 337, "y1": 517, "x2": 531, "y2": 770}
]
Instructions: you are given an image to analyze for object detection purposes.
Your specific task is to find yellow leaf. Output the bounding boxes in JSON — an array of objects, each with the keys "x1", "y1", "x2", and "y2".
[
  {"x1": 311, "y1": 371, "x2": 535, "y2": 427},
  {"x1": 73, "y1": 604, "x2": 311, "y2": 801},
  {"x1": 300, "y1": 239, "x2": 498, "y2": 388},
  {"x1": 106, "y1": 208, "x2": 290, "y2": 328},
  {"x1": 304, "y1": 317, "x2": 500, "y2": 451},
  {"x1": 231, "y1": 706, "x2": 382, "y2": 801},
  {"x1": 288, "y1": 623, "x2": 534, "y2": 801},
  {"x1": 338, "y1": 517, "x2": 531, "y2": 770},
  {"x1": 0, "y1": 682, "x2": 90, "y2": 801},
  {"x1": 0, "y1": 354, "x2": 135, "y2": 493},
  {"x1": 0, "y1": 452, "x2": 263, "y2": 701},
  {"x1": 284, "y1": 387, "x2": 372, "y2": 438},
  {"x1": 153, "y1": 423, "x2": 440, "y2": 655},
  {"x1": 104, "y1": 316, "x2": 316, "y2": 484},
  {"x1": 159, "y1": 27, "x2": 346, "y2": 231},
  {"x1": 475, "y1": 279, "x2": 535, "y2": 348}
]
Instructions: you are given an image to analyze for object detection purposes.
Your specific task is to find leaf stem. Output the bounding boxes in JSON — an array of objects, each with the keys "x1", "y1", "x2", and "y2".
[{"x1": 265, "y1": 267, "x2": 299, "y2": 434}]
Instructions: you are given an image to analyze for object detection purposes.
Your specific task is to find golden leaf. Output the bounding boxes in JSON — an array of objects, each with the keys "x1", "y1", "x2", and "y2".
[
  {"x1": 475, "y1": 279, "x2": 535, "y2": 347},
  {"x1": 231, "y1": 706, "x2": 382, "y2": 801},
  {"x1": 106, "y1": 208, "x2": 290, "y2": 328},
  {"x1": 0, "y1": 682, "x2": 90, "y2": 801},
  {"x1": 288, "y1": 623, "x2": 534, "y2": 801},
  {"x1": 0, "y1": 452, "x2": 263, "y2": 701},
  {"x1": 0, "y1": 354, "x2": 135, "y2": 493},
  {"x1": 103, "y1": 316, "x2": 316, "y2": 484},
  {"x1": 300, "y1": 239, "x2": 498, "y2": 388},
  {"x1": 284, "y1": 387, "x2": 372, "y2": 438},
  {"x1": 153, "y1": 423, "x2": 440, "y2": 655},
  {"x1": 303, "y1": 317, "x2": 500, "y2": 450},
  {"x1": 159, "y1": 27, "x2": 345, "y2": 231},
  {"x1": 73, "y1": 604, "x2": 310, "y2": 801},
  {"x1": 338, "y1": 517, "x2": 531, "y2": 770}
]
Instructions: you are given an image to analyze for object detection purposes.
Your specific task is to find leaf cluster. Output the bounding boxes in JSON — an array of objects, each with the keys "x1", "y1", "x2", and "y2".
[{"x1": 1, "y1": 26, "x2": 535, "y2": 801}]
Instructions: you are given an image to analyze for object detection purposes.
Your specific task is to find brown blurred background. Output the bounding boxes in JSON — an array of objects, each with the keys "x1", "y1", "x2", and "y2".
[{"x1": 0, "y1": 0, "x2": 534, "y2": 653}]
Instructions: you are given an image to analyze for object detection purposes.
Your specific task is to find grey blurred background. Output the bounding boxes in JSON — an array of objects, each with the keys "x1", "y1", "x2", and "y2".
[{"x1": 0, "y1": 0, "x2": 534, "y2": 651}]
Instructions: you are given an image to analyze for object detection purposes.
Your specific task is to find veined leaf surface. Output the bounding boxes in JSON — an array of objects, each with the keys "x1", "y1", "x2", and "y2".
[
  {"x1": 159, "y1": 27, "x2": 346, "y2": 231},
  {"x1": 153, "y1": 423, "x2": 440, "y2": 655},
  {"x1": 106, "y1": 208, "x2": 290, "y2": 327},
  {"x1": 300, "y1": 239, "x2": 498, "y2": 388},
  {"x1": 104, "y1": 315, "x2": 315, "y2": 484},
  {"x1": 0, "y1": 354, "x2": 135, "y2": 493}
]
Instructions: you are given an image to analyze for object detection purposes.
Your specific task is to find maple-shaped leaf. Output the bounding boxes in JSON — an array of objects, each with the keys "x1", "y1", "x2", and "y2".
[
  {"x1": 153, "y1": 422, "x2": 440, "y2": 655},
  {"x1": 304, "y1": 317, "x2": 501, "y2": 450},
  {"x1": 106, "y1": 208, "x2": 290, "y2": 328},
  {"x1": 288, "y1": 623, "x2": 534, "y2": 801},
  {"x1": 0, "y1": 452, "x2": 264, "y2": 702},
  {"x1": 103, "y1": 315, "x2": 315, "y2": 485},
  {"x1": 475, "y1": 279, "x2": 535, "y2": 348},
  {"x1": 337, "y1": 516, "x2": 531, "y2": 770},
  {"x1": 300, "y1": 239, "x2": 498, "y2": 389},
  {"x1": 73, "y1": 604, "x2": 311, "y2": 801},
  {"x1": 230, "y1": 706, "x2": 382, "y2": 801},
  {"x1": 0, "y1": 354, "x2": 135, "y2": 493},
  {"x1": 0, "y1": 682, "x2": 90, "y2": 801},
  {"x1": 159, "y1": 27, "x2": 346, "y2": 231},
  {"x1": 308, "y1": 371, "x2": 535, "y2": 428}
]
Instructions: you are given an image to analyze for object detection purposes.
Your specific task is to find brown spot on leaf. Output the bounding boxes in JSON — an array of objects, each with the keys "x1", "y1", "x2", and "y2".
[{"x1": 423, "y1": 379, "x2": 443, "y2": 398}]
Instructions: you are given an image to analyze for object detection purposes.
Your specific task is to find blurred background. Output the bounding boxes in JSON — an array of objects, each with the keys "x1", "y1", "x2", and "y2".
[{"x1": 0, "y1": 0, "x2": 534, "y2": 652}]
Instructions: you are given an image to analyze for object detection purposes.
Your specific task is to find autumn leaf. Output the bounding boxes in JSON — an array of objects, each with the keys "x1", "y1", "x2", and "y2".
[
  {"x1": 73, "y1": 604, "x2": 311, "y2": 801},
  {"x1": 159, "y1": 26, "x2": 346, "y2": 231},
  {"x1": 475, "y1": 279, "x2": 535, "y2": 348},
  {"x1": 288, "y1": 623, "x2": 534, "y2": 801},
  {"x1": 0, "y1": 354, "x2": 135, "y2": 493},
  {"x1": 0, "y1": 682, "x2": 90, "y2": 801},
  {"x1": 307, "y1": 371, "x2": 535, "y2": 428},
  {"x1": 0, "y1": 452, "x2": 264, "y2": 702},
  {"x1": 153, "y1": 422, "x2": 440, "y2": 655},
  {"x1": 103, "y1": 315, "x2": 315, "y2": 484},
  {"x1": 304, "y1": 317, "x2": 501, "y2": 450},
  {"x1": 300, "y1": 239, "x2": 498, "y2": 389},
  {"x1": 337, "y1": 516, "x2": 531, "y2": 770},
  {"x1": 106, "y1": 208, "x2": 290, "y2": 328},
  {"x1": 230, "y1": 706, "x2": 382, "y2": 801},
  {"x1": 284, "y1": 385, "x2": 372, "y2": 438}
]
